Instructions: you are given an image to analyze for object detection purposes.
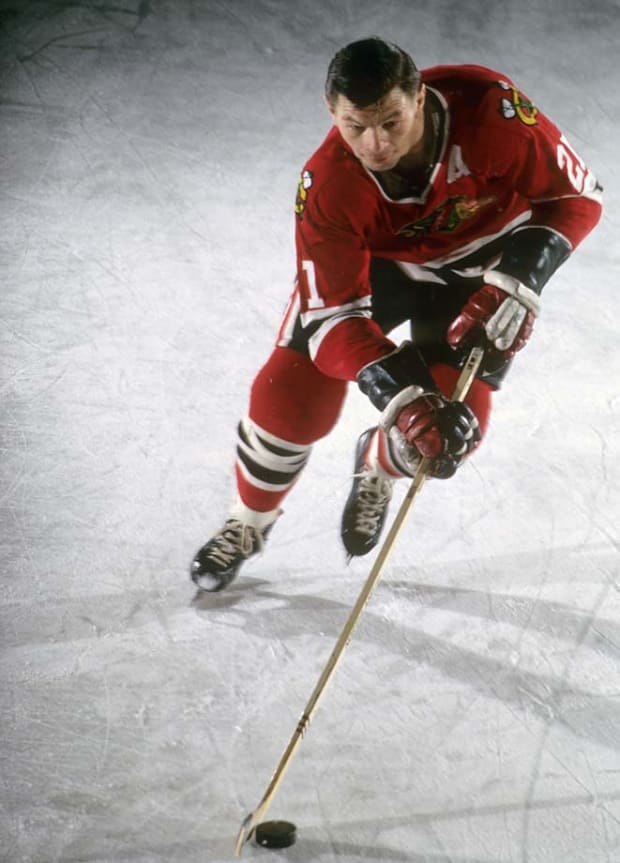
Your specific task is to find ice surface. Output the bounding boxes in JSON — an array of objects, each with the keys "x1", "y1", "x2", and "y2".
[{"x1": 1, "y1": 1, "x2": 619, "y2": 861}]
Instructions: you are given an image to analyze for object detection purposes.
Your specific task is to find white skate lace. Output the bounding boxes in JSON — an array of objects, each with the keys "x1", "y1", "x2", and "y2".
[
  {"x1": 353, "y1": 472, "x2": 393, "y2": 536},
  {"x1": 207, "y1": 520, "x2": 265, "y2": 566}
]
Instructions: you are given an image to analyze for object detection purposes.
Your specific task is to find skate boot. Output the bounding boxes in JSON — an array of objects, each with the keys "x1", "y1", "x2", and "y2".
[
  {"x1": 191, "y1": 518, "x2": 274, "y2": 592},
  {"x1": 341, "y1": 428, "x2": 394, "y2": 558}
]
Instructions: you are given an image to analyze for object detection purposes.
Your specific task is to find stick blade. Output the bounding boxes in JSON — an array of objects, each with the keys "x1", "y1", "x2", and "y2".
[{"x1": 234, "y1": 811, "x2": 258, "y2": 857}]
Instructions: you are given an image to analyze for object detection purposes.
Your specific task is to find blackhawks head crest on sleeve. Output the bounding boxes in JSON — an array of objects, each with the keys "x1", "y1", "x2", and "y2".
[
  {"x1": 497, "y1": 80, "x2": 538, "y2": 126},
  {"x1": 295, "y1": 169, "x2": 313, "y2": 219}
]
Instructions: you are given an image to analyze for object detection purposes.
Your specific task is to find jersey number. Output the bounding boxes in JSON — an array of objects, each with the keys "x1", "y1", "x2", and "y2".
[
  {"x1": 301, "y1": 260, "x2": 325, "y2": 309},
  {"x1": 557, "y1": 135, "x2": 586, "y2": 193}
]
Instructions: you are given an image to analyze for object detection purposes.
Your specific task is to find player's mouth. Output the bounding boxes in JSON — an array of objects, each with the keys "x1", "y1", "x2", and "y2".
[{"x1": 362, "y1": 153, "x2": 397, "y2": 170}]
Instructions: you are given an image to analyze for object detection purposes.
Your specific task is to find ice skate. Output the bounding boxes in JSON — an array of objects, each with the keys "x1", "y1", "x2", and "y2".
[
  {"x1": 341, "y1": 428, "x2": 394, "y2": 558},
  {"x1": 191, "y1": 518, "x2": 274, "y2": 592}
]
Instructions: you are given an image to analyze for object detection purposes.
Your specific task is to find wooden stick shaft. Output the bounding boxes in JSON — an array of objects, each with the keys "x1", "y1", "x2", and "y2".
[{"x1": 235, "y1": 345, "x2": 484, "y2": 855}]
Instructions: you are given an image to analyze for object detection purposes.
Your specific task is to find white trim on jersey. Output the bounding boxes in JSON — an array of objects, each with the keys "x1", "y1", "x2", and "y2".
[
  {"x1": 394, "y1": 261, "x2": 449, "y2": 284},
  {"x1": 277, "y1": 289, "x2": 300, "y2": 346},
  {"x1": 530, "y1": 188, "x2": 603, "y2": 206},
  {"x1": 451, "y1": 261, "x2": 501, "y2": 279},
  {"x1": 511, "y1": 223, "x2": 574, "y2": 251},
  {"x1": 419, "y1": 210, "x2": 532, "y2": 269},
  {"x1": 308, "y1": 309, "x2": 373, "y2": 361},
  {"x1": 300, "y1": 295, "x2": 372, "y2": 328},
  {"x1": 581, "y1": 184, "x2": 603, "y2": 205},
  {"x1": 392, "y1": 212, "x2": 531, "y2": 282}
]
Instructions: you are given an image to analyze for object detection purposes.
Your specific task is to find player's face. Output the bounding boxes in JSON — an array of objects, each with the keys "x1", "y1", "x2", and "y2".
[{"x1": 327, "y1": 85, "x2": 426, "y2": 173}]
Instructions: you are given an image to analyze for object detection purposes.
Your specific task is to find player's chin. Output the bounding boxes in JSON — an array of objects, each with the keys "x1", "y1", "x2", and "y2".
[{"x1": 361, "y1": 154, "x2": 398, "y2": 171}]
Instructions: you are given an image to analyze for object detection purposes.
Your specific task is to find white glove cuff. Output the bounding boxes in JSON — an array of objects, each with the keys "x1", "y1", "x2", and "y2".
[
  {"x1": 379, "y1": 385, "x2": 426, "y2": 432},
  {"x1": 484, "y1": 270, "x2": 542, "y2": 317}
]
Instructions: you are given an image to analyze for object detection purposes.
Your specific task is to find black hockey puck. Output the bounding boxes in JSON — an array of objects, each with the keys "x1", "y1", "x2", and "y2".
[{"x1": 254, "y1": 820, "x2": 297, "y2": 849}]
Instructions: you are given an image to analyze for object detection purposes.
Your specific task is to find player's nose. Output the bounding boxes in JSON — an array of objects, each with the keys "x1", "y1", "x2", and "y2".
[{"x1": 361, "y1": 126, "x2": 388, "y2": 153}]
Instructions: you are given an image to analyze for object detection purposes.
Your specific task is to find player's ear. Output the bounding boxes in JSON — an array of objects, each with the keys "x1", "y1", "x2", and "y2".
[
  {"x1": 416, "y1": 83, "x2": 426, "y2": 110},
  {"x1": 324, "y1": 94, "x2": 336, "y2": 118}
]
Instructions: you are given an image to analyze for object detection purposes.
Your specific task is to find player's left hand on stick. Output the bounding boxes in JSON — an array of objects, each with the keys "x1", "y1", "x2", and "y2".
[
  {"x1": 357, "y1": 341, "x2": 483, "y2": 479},
  {"x1": 447, "y1": 271, "x2": 541, "y2": 358},
  {"x1": 393, "y1": 393, "x2": 481, "y2": 479}
]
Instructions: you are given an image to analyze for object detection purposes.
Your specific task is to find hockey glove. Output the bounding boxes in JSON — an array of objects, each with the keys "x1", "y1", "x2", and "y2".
[
  {"x1": 392, "y1": 393, "x2": 481, "y2": 478},
  {"x1": 447, "y1": 271, "x2": 541, "y2": 358},
  {"x1": 357, "y1": 343, "x2": 481, "y2": 479}
]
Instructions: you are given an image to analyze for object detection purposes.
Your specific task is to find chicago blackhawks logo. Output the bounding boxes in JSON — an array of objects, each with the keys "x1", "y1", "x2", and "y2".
[
  {"x1": 396, "y1": 195, "x2": 496, "y2": 238},
  {"x1": 294, "y1": 169, "x2": 313, "y2": 219},
  {"x1": 497, "y1": 80, "x2": 538, "y2": 126}
]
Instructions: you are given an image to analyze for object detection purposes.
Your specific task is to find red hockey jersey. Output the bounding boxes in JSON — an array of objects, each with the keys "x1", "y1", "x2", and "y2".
[{"x1": 278, "y1": 65, "x2": 602, "y2": 381}]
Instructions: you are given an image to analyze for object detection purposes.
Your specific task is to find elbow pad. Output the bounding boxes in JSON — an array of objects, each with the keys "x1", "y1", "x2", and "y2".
[
  {"x1": 496, "y1": 226, "x2": 571, "y2": 294},
  {"x1": 357, "y1": 342, "x2": 437, "y2": 412}
]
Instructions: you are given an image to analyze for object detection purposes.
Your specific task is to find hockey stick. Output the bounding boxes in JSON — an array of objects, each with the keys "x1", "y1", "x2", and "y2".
[{"x1": 234, "y1": 344, "x2": 485, "y2": 856}]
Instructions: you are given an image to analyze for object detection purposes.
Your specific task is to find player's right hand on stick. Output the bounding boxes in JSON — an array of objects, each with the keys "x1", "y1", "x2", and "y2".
[
  {"x1": 395, "y1": 394, "x2": 481, "y2": 478},
  {"x1": 447, "y1": 272, "x2": 541, "y2": 358}
]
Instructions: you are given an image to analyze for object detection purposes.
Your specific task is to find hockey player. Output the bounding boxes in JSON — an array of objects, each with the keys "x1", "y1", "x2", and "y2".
[{"x1": 191, "y1": 37, "x2": 602, "y2": 592}]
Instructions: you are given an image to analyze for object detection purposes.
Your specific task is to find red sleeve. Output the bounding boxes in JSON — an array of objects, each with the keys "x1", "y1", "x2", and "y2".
[
  {"x1": 523, "y1": 132, "x2": 601, "y2": 247},
  {"x1": 468, "y1": 79, "x2": 602, "y2": 248},
  {"x1": 294, "y1": 156, "x2": 396, "y2": 380}
]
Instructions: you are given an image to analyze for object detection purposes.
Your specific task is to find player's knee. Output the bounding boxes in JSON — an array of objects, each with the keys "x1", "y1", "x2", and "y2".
[{"x1": 249, "y1": 347, "x2": 347, "y2": 444}]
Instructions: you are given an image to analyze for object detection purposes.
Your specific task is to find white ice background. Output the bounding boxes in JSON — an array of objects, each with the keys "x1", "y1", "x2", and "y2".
[{"x1": 1, "y1": 1, "x2": 620, "y2": 861}]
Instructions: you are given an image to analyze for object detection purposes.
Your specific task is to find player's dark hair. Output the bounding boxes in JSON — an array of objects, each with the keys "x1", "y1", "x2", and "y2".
[{"x1": 325, "y1": 37, "x2": 421, "y2": 108}]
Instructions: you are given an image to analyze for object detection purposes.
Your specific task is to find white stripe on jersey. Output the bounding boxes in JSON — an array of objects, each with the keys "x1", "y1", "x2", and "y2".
[
  {"x1": 511, "y1": 223, "x2": 573, "y2": 251},
  {"x1": 530, "y1": 187, "x2": 603, "y2": 206},
  {"x1": 277, "y1": 288, "x2": 300, "y2": 346},
  {"x1": 394, "y1": 261, "x2": 449, "y2": 284},
  {"x1": 300, "y1": 295, "x2": 372, "y2": 328},
  {"x1": 417, "y1": 210, "x2": 532, "y2": 269},
  {"x1": 308, "y1": 309, "x2": 372, "y2": 361}
]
